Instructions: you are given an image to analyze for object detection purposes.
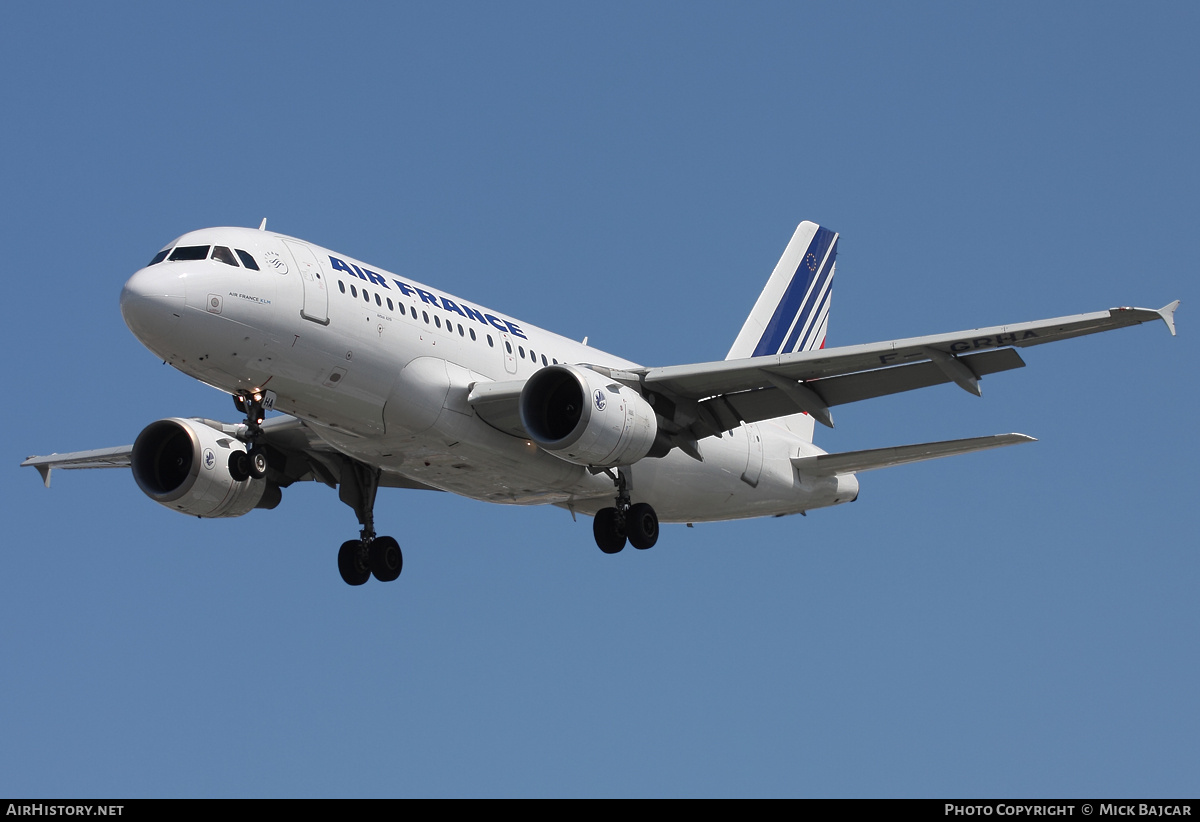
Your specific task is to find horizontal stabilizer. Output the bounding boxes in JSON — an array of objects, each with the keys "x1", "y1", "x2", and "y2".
[{"x1": 791, "y1": 433, "x2": 1035, "y2": 477}]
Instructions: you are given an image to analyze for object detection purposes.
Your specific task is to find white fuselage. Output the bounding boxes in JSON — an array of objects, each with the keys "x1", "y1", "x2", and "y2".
[{"x1": 120, "y1": 227, "x2": 858, "y2": 521}]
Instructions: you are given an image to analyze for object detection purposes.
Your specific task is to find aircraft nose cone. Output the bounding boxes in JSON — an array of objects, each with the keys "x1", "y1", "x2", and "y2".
[{"x1": 121, "y1": 266, "x2": 186, "y2": 350}]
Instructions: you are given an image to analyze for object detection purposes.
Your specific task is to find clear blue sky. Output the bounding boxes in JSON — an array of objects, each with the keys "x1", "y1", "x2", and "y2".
[{"x1": 2, "y1": 1, "x2": 1196, "y2": 798}]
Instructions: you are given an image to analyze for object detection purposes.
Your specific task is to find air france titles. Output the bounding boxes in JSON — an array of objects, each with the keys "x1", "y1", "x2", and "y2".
[{"x1": 328, "y1": 256, "x2": 527, "y2": 339}]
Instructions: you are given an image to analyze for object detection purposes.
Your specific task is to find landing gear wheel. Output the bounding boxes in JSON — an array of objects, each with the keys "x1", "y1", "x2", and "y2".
[
  {"x1": 337, "y1": 540, "x2": 370, "y2": 586},
  {"x1": 627, "y1": 502, "x2": 659, "y2": 550},
  {"x1": 593, "y1": 507, "x2": 627, "y2": 554},
  {"x1": 369, "y1": 536, "x2": 403, "y2": 582},
  {"x1": 247, "y1": 448, "x2": 268, "y2": 480},
  {"x1": 228, "y1": 450, "x2": 250, "y2": 482}
]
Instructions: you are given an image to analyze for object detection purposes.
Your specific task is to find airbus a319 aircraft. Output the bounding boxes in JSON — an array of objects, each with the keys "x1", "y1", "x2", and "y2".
[{"x1": 23, "y1": 221, "x2": 1178, "y2": 586}]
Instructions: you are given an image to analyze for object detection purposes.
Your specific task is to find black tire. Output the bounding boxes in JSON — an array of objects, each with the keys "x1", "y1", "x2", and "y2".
[
  {"x1": 337, "y1": 540, "x2": 370, "y2": 586},
  {"x1": 228, "y1": 450, "x2": 250, "y2": 482},
  {"x1": 248, "y1": 449, "x2": 268, "y2": 479},
  {"x1": 593, "y1": 507, "x2": 626, "y2": 554},
  {"x1": 627, "y1": 502, "x2": 659, "y2": 550},
  {"x1": 369, "y1": 536, "x2": 403, "y2": 582}
]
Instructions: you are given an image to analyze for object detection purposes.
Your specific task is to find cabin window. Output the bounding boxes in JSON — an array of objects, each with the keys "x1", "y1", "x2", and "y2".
[
  {"x1": 351, "y1": 284, "x2": 358, "y2": 298},
  {"x1": 541, "y1": 354, "x2": 548, "y2": 366},
  {"x1": 487, "y1": 335, "x2": 494, "y2": 347},
  {"x1": 469, "y1": 328, "x2": 476, "y2": 341},
  {"x1": 422, "y1": 311, "x2": 429, "y2": 324},
  {"x1": 375, "y1": 293, "x2": 382, "y2": 306},
  {"x1": 235, "y1": 249, "x2": 260, "y2": 270},
  {"x1": 338, "y1": 281, "x2": 346, "y2": 293},
  {"x1": 505, "y1": 341, "x2": 512, "y2": 354},
  {"x1": 363, "y1": 290, "x2": 370, "y2": 302},
  {"x1": 387, "y1": 298, "x2": 394, "y2": 310},
  {"x1": 169, "y1": 245, "x2": 209, "y2": 261},
  {"x1": 212, "y1": 246, "x2": 238, "y2": 267}
]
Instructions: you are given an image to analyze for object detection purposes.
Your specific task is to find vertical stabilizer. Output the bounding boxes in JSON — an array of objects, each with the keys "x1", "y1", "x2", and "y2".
[
  {"x1": 727, "y1": 221, "x2": 838, "y2": 360},
  {"x1": 727, "y1": 222, "x2": 839, "y2": 444}
]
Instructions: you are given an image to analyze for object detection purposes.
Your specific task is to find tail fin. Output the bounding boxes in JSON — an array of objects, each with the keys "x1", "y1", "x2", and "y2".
[
  {"x1": 726, "y1": 221, "x2": 838, "y2": 360},
  {"x1": 727, "y1": 222, "x2": 839, "y2": 444}
]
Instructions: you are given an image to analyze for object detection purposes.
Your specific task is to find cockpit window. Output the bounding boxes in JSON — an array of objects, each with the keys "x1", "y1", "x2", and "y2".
[
  {"x1": 235, "y1": 249, "x2": 260, "y2": 270},
  {"x1": 212, "y1": 246, "x2": 238, "y2": 267},
  {"x1": 169, "y1": 245, "x2": 210, "y2": 262},
  {"x1": 148, "y1": 249, "x2": 170, "y2": 266}
]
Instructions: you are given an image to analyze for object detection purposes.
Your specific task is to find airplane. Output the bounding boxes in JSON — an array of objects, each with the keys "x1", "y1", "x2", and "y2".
[{"x1": 22, "y1": 220, "x2": 1179, "y2": 586}]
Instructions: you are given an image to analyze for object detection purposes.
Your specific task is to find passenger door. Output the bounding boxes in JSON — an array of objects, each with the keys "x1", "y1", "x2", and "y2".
[{"x1": 284, "y1": 240, "x2": 329, "y2": 325}]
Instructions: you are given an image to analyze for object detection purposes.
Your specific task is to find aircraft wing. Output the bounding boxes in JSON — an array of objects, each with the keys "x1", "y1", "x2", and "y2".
[
  {"x1": 632, "y1": 302, "x2": 1179, "y2": 438},
  {"x1": 22, "y1": 415, "x2": 441, "y2": 492},
  {"x1": 468, "y1": 302, "x2": 1177, "y2": 444},
  {"x1": 22, "y1": 446, "x2": 134, "y2": 487}
]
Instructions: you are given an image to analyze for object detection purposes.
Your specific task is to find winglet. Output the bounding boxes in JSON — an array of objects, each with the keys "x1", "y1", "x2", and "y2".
[
  {"x1": 1158, "y1": 300, "x2": 1180, "y2": 336},
  {"x1": 258, "y1": 218, "x2": 268, "y2": 231},
  {"x1": 35, "y1": 464, "x2": 51, "y2": 487}
]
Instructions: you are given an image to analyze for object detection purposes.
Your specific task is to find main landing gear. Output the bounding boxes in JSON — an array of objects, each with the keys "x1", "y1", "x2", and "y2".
[
  {"x1": 336, "y1": 460, "x2": 403, "y2": 586},
  {"x1": 338, "y1": 536, "x2": 402, "y2": 586},
  {"x1": 592, "y1": 468, "x2": 659, "y2": 554}
]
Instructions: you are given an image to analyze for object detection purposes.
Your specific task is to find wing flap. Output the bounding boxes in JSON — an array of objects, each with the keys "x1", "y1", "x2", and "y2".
[
  {"x1": 791, "y1": 433, "x2": 1036, "y2": 477},
  {"x1": 710, "y1": 348, "x2": 1026, "y2": 430}
]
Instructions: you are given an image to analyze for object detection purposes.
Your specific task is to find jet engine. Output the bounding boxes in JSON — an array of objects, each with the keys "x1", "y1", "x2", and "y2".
[
  {"x1": 131, "y1": 418, "x2": 280, "y2": 518},
  {"x1": 519, "y1": 365, "x2": 658, "y2": 468}
]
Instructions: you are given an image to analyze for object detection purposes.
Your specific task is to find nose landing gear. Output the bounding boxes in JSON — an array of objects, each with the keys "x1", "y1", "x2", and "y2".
[
  {"x1": 233, "y1": 390, "x2": 268, "y2": 431},
  {"x1": 227, "y1": 448, "x2": 268, "y2": 482},
  {"x1": 228, "y1": 391, "x2": 270, "y2": 481}
]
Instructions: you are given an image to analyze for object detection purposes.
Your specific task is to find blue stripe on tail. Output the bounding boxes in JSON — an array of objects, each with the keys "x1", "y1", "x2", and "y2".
[
  {"x1": 750, "y1": 227, "x2": 838, "y2": 357},
  {"x1": 782, "y1": 244, "x2": 836, "y2": 354}
]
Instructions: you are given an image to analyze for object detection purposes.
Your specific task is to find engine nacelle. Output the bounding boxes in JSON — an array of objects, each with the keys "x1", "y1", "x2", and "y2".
[
  {"x1": 519, "y1": 365, "x2": 658, "y2": 468},
  {"x1": 131, "y1": 418, "x2": 278, "y2": 518}
]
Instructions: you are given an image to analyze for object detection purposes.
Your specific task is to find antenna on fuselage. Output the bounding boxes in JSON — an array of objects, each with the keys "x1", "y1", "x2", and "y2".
[{"x1": 258, "y1": 218, "x2": 267, "y2": 231}]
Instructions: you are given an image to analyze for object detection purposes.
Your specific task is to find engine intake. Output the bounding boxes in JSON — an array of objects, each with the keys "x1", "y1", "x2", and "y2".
[
  {"x1": 519, "y1": 365, "x2": 658, "y2": 468},
  {"x1": 132, "y1": 418, "x2": 278, "y2": 518}
]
